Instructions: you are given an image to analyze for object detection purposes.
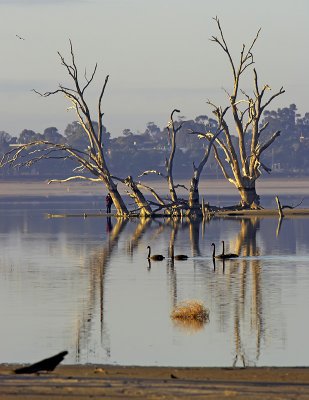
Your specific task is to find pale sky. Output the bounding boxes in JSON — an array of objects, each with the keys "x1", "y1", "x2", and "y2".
[{"x1": 0, "y1": 0, "x2": 308, "y2": 137}]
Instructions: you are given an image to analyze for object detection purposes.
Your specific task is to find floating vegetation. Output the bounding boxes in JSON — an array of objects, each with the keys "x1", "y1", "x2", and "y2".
[{"x1": 171, "y1": 300, "x2": 209, "y2": 322}]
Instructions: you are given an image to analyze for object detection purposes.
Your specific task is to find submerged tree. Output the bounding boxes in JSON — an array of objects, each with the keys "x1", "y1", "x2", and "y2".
[
  {"x1": 0, "y1": 19, "x2": 287, "y2": 216},
  {"x1": 188, "y1": 109, "x2": 226, "y2": 214},
  {"x1": 204, "y1": 17, "x2": 285, "y2": 208},
  {"x1": 139, "y1": 108, "x2": 226, "y2": 216},
  {"x1": 1, "y1": 41, "x2": 128, "y2": 216},
  {"x1": 138, "y1": 109, "x2": 188, "y2": 216}
]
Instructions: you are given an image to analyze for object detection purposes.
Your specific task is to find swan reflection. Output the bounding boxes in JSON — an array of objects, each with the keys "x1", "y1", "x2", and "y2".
[
  {"x1": 43, "y1": 216, "x2": 302, "y2": 366},
  {"x1": 2, "y1": 196, "x2": 308, "y2": 367}
]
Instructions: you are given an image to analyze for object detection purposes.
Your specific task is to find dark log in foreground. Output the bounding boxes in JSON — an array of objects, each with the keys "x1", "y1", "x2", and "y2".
[{"x1": 14, "y1": 351, "x2": 68, "y2": 374}]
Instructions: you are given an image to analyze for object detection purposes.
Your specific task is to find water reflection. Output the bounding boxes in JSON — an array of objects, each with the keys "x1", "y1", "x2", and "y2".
[
  {"x1": 0, "y1": 207, "x2": 309, "y2": 366},
  {"x1": 75, "y1": 218, "x2": 128, "y2": 362}
]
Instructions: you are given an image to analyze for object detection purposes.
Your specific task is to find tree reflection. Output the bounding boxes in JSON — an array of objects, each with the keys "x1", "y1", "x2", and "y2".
[
  {"x1": 188, "y1": 218, "x2": 201, "y2": 257},
  {"x1": 230, "y1": 217, "x2": 263, "y2": 367},
  {"x1": 126, "y1": 218, "x2": 151, "y2": 256},
  {"x1": 76, "y1": 216, "x2": 284, "y2": 366},
  {"x1": 75, "y1": 217, "x2": 128, "y2": 361},
  {"x1": 167, "y1": 220, "x2": 178, "y2": 308},
  {"x1": 233, "y1": 217, "x2": 260, "y2": 257}
]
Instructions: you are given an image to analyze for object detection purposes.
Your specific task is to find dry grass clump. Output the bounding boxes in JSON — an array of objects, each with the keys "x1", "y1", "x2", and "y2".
[{"x1": 171, "y1": 300, "x2": 209, "y2": 322}]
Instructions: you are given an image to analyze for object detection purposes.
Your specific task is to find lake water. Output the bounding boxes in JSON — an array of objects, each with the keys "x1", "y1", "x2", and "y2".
[{"x1": 0, "y1": 192, "x2": 309, "y2": 367}]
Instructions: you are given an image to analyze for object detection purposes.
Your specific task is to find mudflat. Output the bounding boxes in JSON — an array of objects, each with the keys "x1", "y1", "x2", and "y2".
[
  {"x1": 0, "y1": 365, "x2": 309, "y2": 399},
  {"x1": 0, "y1": 178, "x2": 309, "y2": 196}
]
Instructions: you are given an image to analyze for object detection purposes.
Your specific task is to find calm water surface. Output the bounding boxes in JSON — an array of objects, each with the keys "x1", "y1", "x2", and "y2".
[{"x1": 0, "y1": 195, "x2": 309, "y2": 367}]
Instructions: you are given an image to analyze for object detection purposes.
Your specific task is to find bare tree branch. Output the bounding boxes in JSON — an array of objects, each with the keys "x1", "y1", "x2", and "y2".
[
  {"x1": 98, "y1": 75, "x2": 109, "y2": 145},
  {"x1": 138, "y1": 170, "x2": 167, "y2": 179},
  {"x1": 174, "y1": 183, "x2": 188, "y2": 191},
  {"x1": 166, "y1": 108, "x2": 181, "y2": 203},
  {"x1": 136, "y1": 182, "x2": 166, "y2": 206},
  {"x1": 256, "y1": 130, "x2": 281, "y2": 157},
  {"x1": 18, "y1": 41, "x2": 127, "y2": 215},
  {"x1": 211, "y1": 16, "x2": 236, "y2": 79},
  {"x1": 207, "y1": 17, "x2": 284, "y2": 207},
  {"x1": 260, "y1": 87, "x2": 285, "y2": 112},
  {"x1": 212, "y1": 145, "x2": 235, "y2": 185},
  {"x1": 48, "y1": 176, "x2": 101, "y2": 184}
]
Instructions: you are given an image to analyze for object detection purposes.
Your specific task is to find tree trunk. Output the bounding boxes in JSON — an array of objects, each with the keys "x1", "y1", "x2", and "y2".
[
  {"x1": 188, "y1": 177, "x2": 199, "y2": 207},
  {"x1": 106, "y1": 179, "x2": 128, "y2": 216},
  {"x1": 238, "y1": 185, "x2": 260, "y2": 209},
  {"x1": 187, "y1": 126, "x2": 223, "y2": 217},
  {"x1": 187, "y1": 177, "x2": 202, "y2": 217},
  {"x1": 124, "y1": 176, "x2": 152, "y2": 217},
  {"x1": 189, "y1": 177, "x2": 201, "y2": 213}
]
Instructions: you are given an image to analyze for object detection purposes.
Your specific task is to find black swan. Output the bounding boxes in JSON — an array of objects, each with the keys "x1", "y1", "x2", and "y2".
[
  {"x1": 211, "y1": 242, "x2": 224, "y2": 259},
  {"x1": 221, "y1": 240, "x2": 239, "y2": 259},
  {"x1": 211, "y1": 241, "x2": 239, "y2": 259},
  {"x1": 147, "y1": 245, "x2": 165, "y2": 261},
  {"x1": 170, "y1": 245, "x2": 188, "y2": 261}
]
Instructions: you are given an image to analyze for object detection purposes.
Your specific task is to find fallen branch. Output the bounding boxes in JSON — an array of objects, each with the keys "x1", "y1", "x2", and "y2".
[
  {"x1": 281, "y1": 197, "x2": 305, "y2": 210},
  {"x1": 275, "y1": 196, "x2": 283, "y2": 218},
  {"x1": 138, "y1": 170, "x2": 167, "y2": 179}
]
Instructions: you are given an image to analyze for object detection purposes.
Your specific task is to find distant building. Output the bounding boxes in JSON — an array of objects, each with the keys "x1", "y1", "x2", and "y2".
[
  {"x1": 299, "y1": 132, "x2": 308, "y2": 143},
  {"x1": 272, "y1": 163, "x2": 282, "y2": 172}
]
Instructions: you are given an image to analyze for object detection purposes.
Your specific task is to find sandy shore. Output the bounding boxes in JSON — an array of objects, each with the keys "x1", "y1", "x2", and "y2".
[{"x1": 1, "y1": 365, "x2": 309, "y2": 399}]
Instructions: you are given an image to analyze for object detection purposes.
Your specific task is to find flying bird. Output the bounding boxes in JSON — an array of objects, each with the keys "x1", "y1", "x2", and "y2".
[{"x1": 16, "y1": 34, "x2": 25, "y2": 40}]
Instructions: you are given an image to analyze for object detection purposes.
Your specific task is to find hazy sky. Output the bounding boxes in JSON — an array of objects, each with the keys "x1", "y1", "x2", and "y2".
[{"x1": 0, "y1": 0, "x2": 308, "y2": 137}]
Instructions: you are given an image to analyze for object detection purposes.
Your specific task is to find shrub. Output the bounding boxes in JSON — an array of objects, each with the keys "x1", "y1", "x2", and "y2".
[{"x1": 171, "y1": 300, "x2": 209, "y2": 322}]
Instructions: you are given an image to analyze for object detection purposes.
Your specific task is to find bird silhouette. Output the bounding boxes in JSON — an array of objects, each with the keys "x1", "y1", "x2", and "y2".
[
  {"x1": 16, "y1": 34, "x2": 25, "y2": 40},
  {"x1": 147, "y1": 245, "x2": 165, "y2": 261},
  {"x1": 220, "y1": 240, "x2": 239, "y2": 259},
  {"x1": 170, "y1": 245, "x2": 188, "y2": 260},
  {"x1": 14, "y1": 351, "x2": 68, "y2": 374},
  {"x1": 211, "y1": 242, "x2": 224, "y2": 259}
]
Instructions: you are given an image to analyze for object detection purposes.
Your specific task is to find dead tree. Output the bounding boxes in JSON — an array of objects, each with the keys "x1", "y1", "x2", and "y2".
[
  {"x1": 123, "y1": 176, "x2": 152, "y2": 217},
  {"x1": 139, "y1": 109, "x2": 188, "y2": 215},
  {"x1": 187, "y1": 107, "x2": 227, "y2": 215},
  {"x1": 166, "y1": 109, "x2": 182, "y2": 204},
  {"x1": 0, "y1": 41, "x2": 128, "y2": 216},
  {"x1": 206, "y1": 17, "x2": 285, "y2": 208}
]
